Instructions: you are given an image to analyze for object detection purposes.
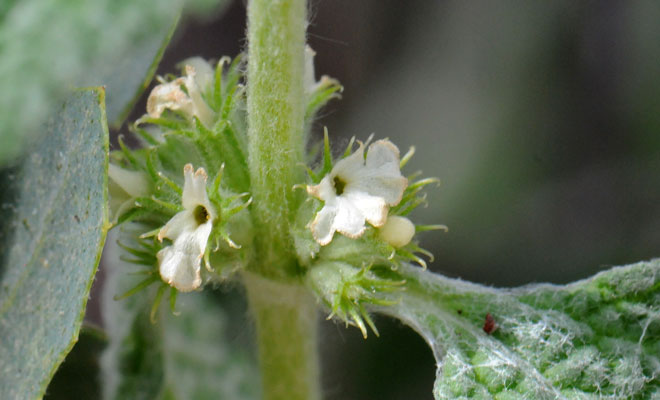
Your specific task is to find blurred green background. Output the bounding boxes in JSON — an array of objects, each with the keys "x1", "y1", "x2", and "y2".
[{"x1": 21, "y1": 0, "x2": 658, "y2": 399}]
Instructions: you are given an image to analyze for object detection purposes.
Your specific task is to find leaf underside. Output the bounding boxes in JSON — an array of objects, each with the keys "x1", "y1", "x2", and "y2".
[
  {"x1": 101, "y1": 14, "x2": 180, "y2": 128},
  {"x1": 0, "y1": 1, "x2": 176, "y2": 163},
  {"x1": 0, "y1": 88, "x2": 109, "y2": 399},
  {"x1": 45, "y1": 326, "x2": 108, "y2": 400},
  {"x1": 375, "y1": 260, "x2": 660, "y2": 399},
  {"x1": 0, "y1": 0, "x2": 232, "y2": 164}
]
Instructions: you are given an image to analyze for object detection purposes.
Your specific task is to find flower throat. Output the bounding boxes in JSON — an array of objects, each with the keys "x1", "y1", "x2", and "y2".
[{"x1": 333, "y1": 176, "x2": 346, "y2": 195}]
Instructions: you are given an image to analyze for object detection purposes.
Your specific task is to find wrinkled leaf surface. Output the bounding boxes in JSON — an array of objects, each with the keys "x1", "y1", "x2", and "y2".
[{"x1": 376, "y1": 260, "x2": 660, "y2": 399}]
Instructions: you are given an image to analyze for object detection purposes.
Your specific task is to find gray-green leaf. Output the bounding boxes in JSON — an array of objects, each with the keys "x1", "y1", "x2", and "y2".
[
  {"x1": 0, "y1": 0, "x2": 231, "y2": 164},
  {"x1": 101, "y1": 231, "x2": 259, "y2": 400},
  {"x1": 375, "y1": 260, "x2": 660, "y2": 399},
  {"x1": 100, "y1": 15, "x2": 179, "y2": 128},
  {"x1": 0, "y1": 88, "x2": 109, "y2": 399},
  {"x1": 45, "y1": 326, "x2": 108, "y2": 400}
]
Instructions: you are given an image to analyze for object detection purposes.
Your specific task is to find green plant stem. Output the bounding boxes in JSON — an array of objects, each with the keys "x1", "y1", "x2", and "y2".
[
  {"x1": 243, "y1": 272, "x2": 321, "y2": 400},
  {"x1": 246, "y1": 0, "x2": 307, "y2": 276},
  {"x1": 244, "y1": 2, "x2": 319, "y2": 398}
]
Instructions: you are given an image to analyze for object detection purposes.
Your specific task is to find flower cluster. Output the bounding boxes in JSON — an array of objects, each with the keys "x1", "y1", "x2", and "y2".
[
  {"x1": 108, "y1": 55, "x2": 254, "y2": 315},
  {"x1": 107, "y1": 50, "x2": 441, "y2": 335},
  {"x1": 108, "y1": 51, "x2": 344, "y2": 318},
  {"x1": 299, "y1": 132, "x2": 444, "y2": 335}
]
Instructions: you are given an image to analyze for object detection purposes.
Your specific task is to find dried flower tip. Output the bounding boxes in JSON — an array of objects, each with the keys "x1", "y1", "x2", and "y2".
[{"x1": 146, "y1": 60, "x2": 215, "y2": 127}]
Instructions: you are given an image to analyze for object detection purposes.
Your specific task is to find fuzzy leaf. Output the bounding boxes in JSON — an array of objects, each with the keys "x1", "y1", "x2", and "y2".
[
  {"x1": 45, "y1": 326, "x2": 108, "y2": 400},
  {"x1": 0, "y1": 0, "x2": 231, "y2": 164},
  {"x1": 101, "y1": 15, "x2": 179, "y2": 128},
  {"x1": 0, "y1": 88, "x2": 109, "y2": 399},
  {"x1": 375, "y1": 260, "x2": 660, "y2": 399},
  {"x1": 101, "y1": 231, "x2": 259, "y2": 400}
]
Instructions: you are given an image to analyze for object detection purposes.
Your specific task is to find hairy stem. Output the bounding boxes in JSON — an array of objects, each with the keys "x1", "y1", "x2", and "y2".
[
  {"x1": 244, "y1": 2, "x2": 319, "y2": 398},
  {"x1": 244, "y1": 272, "x2": 320, "y2": 400},
  {"x1": 246, "y1": 0, "x2": 307, "y2": 276}
]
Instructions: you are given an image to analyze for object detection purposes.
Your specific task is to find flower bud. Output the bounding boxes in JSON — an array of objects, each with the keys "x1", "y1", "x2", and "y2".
[
  {"x1": 378, "y1": 216, "x2": 415, "y2": 248},
  {"x1": 108, "y1": 164, "x2": 151, "y2": 223}
]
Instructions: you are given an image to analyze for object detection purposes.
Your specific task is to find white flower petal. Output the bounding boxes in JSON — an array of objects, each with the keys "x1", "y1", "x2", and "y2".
[
  {"x1": 331, "y1": 142, "x2": 366, "y2": 180},
  {"x1": 332, "y1": 140, "x2": 407, "y2": 205},
  {"x1": 192, "y1": 220, "x2": 214, "y2": 252},
  {"x1": 333, "y1": 197, "x2": 367, "y2": 238},
  {"x1": 304, "y1": 45, "x2": 340, "y2": 98},
  {"x1": 306, "y1": 175, "x2": 338, "y2": 204},
  {"x1": 108, "y1": 164, "x2": 150, "y2": 198},
  {"x1": 342, "y1": 190, "x2": 388, "y2": 227},
  {"x1": 181, "y1": 164, "x2": 214, "y2": 216},
  {"x1": 146, "y1": 79, "x2": 193, "y2": 119},
  {"x1": 108, "y1": 164, "x2": 150, "y2": 222},
  {"x1": 365, "y1": 140, "x2": 401, "y2": 175},
  {"x1": 309, "y1": 204, "x2": 338, "y2": 246},
  {"x1": 157, "y1": 238, "x2": 201, "y2": 292},
  {"x1": 158, "y1": 209, "x2": 196, "y2": 242},
  {"x1": 347, "y1": 174, "x2": 407, "y2": 206},
  {"x1": 350, "y1": 140, "x2": 407, "y2": 205},
  {"x1": 181, "y1": 163, "x2": 196, "y2": 208},
  {"x1": 182, "y1": 65, "x2": 215, "y2": 127},
  {"x1": 112, "y1": 199, "x2": 134, "y2": 224},
  {"x1": 180, "y1": 57, "x2": 214, "y2": 89},
  {"x1": 157, "y1": 220, "x2": 212, "y2": 292}
]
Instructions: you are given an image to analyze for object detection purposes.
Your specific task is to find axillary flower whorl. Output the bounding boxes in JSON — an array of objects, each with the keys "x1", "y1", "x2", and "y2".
[{"x1": 301, "y1": 133, "x2": 444, "y2": 337}]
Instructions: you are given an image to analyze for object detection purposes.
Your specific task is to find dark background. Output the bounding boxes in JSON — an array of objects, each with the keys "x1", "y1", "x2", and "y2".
[{"x1": 104, "y1": 1, "x2": 660, "y2": 399}]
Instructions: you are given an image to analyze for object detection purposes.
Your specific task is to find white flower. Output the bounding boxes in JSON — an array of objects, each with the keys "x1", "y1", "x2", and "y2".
[
  {"x1": 307, "y1": 139, "x2": 408, "y2": 245},
  {"x1": 108, "y1": 164, "x2": 150, "y2": 223},
  {"x1": 179, "y1": 57, "x2": 214, "y2": 89},
  {"x1": 157, "y1": 164, "x2": 216, "y2": 292},
  {"x1": 146, "y1": 59, "x2": 215, "y2": 127}
]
